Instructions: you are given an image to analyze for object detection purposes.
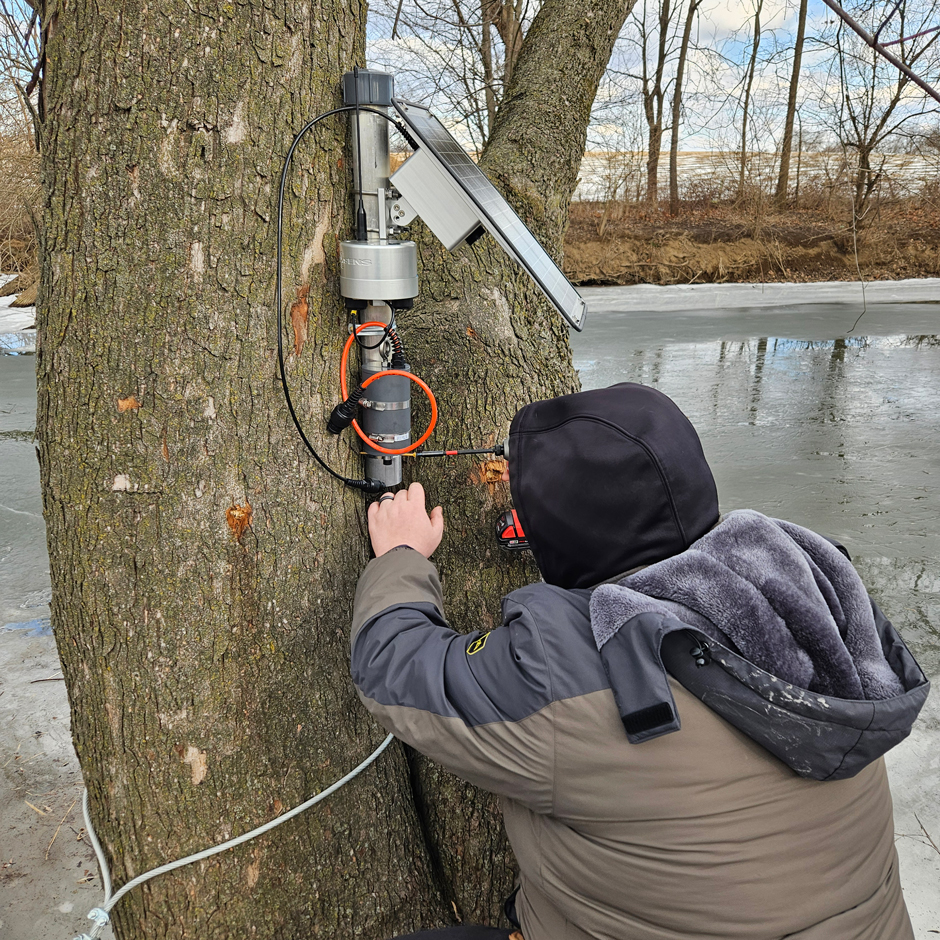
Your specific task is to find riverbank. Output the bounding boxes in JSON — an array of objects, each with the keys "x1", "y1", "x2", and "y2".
[
  {"x1": 0, "y1": 336, "x2": 112, "y2": 939},
  {"x1": 564, "y1": 199, "x2": 940, "y2": 286}
]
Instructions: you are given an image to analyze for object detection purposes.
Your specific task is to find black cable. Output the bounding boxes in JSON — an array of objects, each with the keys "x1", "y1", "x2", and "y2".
[
  {"x1": 275, "y1": 103, "x2": 406, "y2": 494},
  {"x1": 354, "y1": 319, "x2": 394, "y2": 350},
  {"x1": 414, "y1": 448, "x2": 497, "y2": 457},
  {"x1": 353, "y1": 66, "x2": 368, "y2": 242}
]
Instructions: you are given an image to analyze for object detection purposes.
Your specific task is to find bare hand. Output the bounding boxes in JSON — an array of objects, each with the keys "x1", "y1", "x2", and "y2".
[{"x1": 367, "y1": 482, "x2": 444, "y2": 558}]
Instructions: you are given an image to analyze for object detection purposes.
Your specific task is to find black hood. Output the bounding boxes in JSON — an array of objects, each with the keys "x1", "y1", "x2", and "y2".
[{"x1": 508, "y1": 383, "x2": 719, "y2": 589}]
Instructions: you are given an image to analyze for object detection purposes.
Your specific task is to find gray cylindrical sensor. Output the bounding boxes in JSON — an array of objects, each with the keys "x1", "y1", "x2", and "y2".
[
  {"x1": 339, "y1": 240, "x2": 418, "y2": 304},
  {"x1": 343, "y1": 70, "x2": 395, "y2": 238},
  {"x1": 357, "y1": 324, "x2": 410, "y2": 487}
]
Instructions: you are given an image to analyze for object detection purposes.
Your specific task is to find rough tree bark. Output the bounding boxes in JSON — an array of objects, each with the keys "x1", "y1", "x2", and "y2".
[{"x1": 36, "y1": 0, "x2": 632, "y2": 938}]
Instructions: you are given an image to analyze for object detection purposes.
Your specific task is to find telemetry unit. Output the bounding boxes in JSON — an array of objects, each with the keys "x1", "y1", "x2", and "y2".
[{"x1": 277, "y1": 68, "x2": 587, "y2": 493}]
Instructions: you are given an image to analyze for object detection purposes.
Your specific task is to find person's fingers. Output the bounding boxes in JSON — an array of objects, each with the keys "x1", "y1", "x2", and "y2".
[
  {"x1": 371, "y1": 494, "x2": 394, "y2": 514},
  {"x1": 430, "y1": 505, "x2": 444, "y2": 536},
  {"x1": 406, "y1": 481, "x2": 426, "y2": 504}
]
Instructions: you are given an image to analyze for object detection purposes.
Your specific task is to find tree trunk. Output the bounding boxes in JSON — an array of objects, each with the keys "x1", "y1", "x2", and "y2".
[
  {"x1": 642, "y1": 0, "x2": 672, "y2": 207},
  {"x1": 794, "y1": 119, "x2": 802, "y2": 205},
  {"x1": 646, "y1": 120, "x2": 663, "y2": 206},
  {"x1": 853, "y1": 146, "x2": 885, "y2": 226},
  {"x1": 668, "y1": 0, "x2": 700, "y2": 214},
  {"x1": 737, "y1": 0, "x2": 763, "y2": 201},
  {"x1": 36, "y1": 0, "x2": 634, "y2": 937},
  {"x1": 38, "y1": 3, "x2": 448, "y2": 937},
  {"x1": 773, "y1": 0, "x2": 807, "y2": 207},
  {"x1": 483, "y1": 0, "x2": 526, "y2": 91},
  {"x1": 480, "y1": 3, "x2": 499, "y2": 136}
]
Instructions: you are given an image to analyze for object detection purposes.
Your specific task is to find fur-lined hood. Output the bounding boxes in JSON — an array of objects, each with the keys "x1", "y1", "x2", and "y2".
[{"x1": 590, "y1": 510, "x2": 929, "y2": 780}]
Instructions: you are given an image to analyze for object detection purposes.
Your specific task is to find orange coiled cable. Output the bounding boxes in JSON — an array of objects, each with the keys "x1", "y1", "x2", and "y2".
[{"x1": 340, "y1": 321, "x2": 438, "y2": 456}]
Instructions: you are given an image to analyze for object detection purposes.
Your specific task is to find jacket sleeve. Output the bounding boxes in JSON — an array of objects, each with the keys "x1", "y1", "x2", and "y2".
[{"x1": 351, "y1": 547, "x2": 554, "y2": 813}]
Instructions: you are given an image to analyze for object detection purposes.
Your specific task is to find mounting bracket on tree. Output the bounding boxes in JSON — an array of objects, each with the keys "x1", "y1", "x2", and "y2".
[{"x1": 326, "y1": 68, "x2": 587, "y2": 489}]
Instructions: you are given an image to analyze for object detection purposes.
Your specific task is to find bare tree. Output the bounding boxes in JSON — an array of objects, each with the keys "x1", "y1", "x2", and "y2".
[
  {"x1": 737, "y1": 0, "x2": 765, "y2": 200},
  {"x1": 0, "y1": 0, "x2": 39, "y2": 131},
  {"x1": 0, "y1": 2, "x2": 40, "y2": 279},
  {"x1": 668, "y1": 0, "x2": 703, "y2": 213},
  {"x1": 645, "y1": 0, "x2": 674, "y2": 206},
  {"x1": 819, "y1": 0, "x2": 940, "y2": 225},
  {"x1": 629, "y1": 0, "x2": 680, "y2": 206},
  {"x1": 483, "y1": 0, "x2": 527, "y2": 113},
  {"x1": 368, "y1": 0, "x2": 538, "y2": 149},
  {"x1": 774, "y1": 0, "x2": 808, "y2": 206}
]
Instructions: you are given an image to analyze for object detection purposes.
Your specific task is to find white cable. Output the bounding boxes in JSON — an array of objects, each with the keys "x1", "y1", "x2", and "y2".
[
  {"x1": 82, "y1": 788, "x2": 112, "y2": 903},
  {"x1": 75, "y1": 734, "x2": 394, "y2": 939}
]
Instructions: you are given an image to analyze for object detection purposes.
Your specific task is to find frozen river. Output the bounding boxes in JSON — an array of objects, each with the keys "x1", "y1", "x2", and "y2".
[
  {"x1": 573, "y1": 280, "x2": 940, "y2": 648},
  {"x1": 2, "y1": 281, "x2": 939, "y2": 936}
]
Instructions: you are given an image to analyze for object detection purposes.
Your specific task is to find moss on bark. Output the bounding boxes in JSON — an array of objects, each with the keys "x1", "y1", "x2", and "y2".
[{"x1": 37, "y1": 0, "x2": 635, "y2": 935}]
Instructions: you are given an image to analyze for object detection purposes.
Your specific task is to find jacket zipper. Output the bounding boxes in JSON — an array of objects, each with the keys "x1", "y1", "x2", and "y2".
[{"x1": 685, "y1": 631, "x2": 712, "y2": 667}]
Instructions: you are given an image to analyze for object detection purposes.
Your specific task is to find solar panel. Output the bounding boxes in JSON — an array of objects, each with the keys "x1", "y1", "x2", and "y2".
[{"x1": 391, "y1": 98, "x2": 587, "y2": 332}]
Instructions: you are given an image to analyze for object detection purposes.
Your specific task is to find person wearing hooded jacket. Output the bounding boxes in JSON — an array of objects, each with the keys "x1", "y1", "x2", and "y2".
[{"x1": 350, "y1": 383, "x2": 928, "y2": 940}]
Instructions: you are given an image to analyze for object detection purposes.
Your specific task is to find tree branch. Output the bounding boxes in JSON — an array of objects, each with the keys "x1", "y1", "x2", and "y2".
[{"x1": 481, "y1": 0, "x2": 637, "y2": 251}]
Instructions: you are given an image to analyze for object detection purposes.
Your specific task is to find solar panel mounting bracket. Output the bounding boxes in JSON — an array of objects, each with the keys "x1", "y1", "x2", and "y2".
[{"x1": 389, "y1": 97, "x2": 586, "y2": 331}]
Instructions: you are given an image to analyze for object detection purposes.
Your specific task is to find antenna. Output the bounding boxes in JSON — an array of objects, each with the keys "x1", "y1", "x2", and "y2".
[{"x1": 353, "y1": 65, "x2": 368, "y2": 241}]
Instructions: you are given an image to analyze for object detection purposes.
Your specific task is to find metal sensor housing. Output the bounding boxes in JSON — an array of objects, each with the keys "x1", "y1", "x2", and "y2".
[{"x1": 338, "y1": 240, "x2": 418, "y2": 305}]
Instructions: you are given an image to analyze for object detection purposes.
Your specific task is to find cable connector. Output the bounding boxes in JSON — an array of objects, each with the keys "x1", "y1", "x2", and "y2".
[
  {"x1": 355, "y1": 203, "x2": 368, "y2": 242},
  {"x1": 88, "y1": 909, "x2": 111, "y2": 928},
  {"x1": 327, "y1": 386, "x2": 366, "y2": 434},
  {"x1": 347, "y1": 477, "x2": 386, "y2": 494},
  {"x1": 74, "y1": 907, "x2": 110, "y2": 940}
]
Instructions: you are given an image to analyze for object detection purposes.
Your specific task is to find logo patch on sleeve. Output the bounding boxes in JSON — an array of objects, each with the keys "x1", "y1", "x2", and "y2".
[{"x1": 467, "y1": 633, "x2": 490, "y2": 656}]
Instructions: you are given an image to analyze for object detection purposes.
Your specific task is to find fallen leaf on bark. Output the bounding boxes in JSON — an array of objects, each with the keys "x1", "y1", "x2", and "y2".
[
  {"x1": 291, "y1": 285, "x2": 310, "y2": 356},
  {"x1": 117, "y1": 396, "x2": 141, "y2": 412},
  {"x1": 226, "y1": 501, "x2": 253, "y2": 541}
]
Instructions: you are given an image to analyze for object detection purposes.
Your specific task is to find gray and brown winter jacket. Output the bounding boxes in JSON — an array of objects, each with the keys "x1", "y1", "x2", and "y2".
[
  {"x1": 352, "y1": 544, "x2": 917, "y2": 940},
  {"x1": 351, "y1": 384, "x2": 926, "y2": 939}
]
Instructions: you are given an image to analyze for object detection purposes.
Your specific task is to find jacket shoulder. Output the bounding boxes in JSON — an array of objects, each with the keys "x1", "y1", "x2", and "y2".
[{"x1": 503, "y1": 583, "x2": 611, "y2": 703}]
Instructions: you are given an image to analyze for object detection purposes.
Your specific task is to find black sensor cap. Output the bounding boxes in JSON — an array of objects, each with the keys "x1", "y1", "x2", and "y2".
[{"x1": 342, "y1": 70, "x2": 394, "y2": 108}]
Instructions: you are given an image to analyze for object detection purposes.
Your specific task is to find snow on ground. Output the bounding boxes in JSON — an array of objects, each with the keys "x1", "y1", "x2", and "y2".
[
  {"x1": 582, "y1": 277, "x2": 940, "y2": 313},
  {"x1": 0, "y1": 294, "x2": 37, "y2": 354}
]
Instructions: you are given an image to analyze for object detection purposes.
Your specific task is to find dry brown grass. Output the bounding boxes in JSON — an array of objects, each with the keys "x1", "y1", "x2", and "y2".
[
  {"x1": 0, "y1": 131, "x2": 38, "y2": 276},
  {"x1": 564, "y1": 191, "x2": 940, "y2": 286}
]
